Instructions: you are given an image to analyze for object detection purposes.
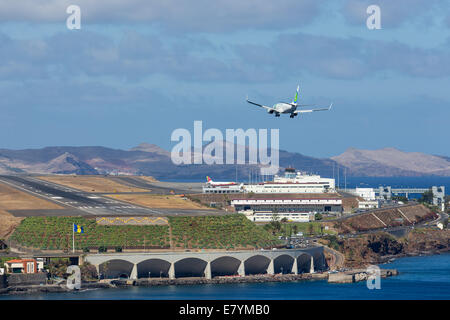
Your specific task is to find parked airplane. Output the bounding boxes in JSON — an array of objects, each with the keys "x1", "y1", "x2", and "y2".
[
  {"x1": 206, "y1": 176, "x2": 237, "y2": 186},
  {"x1": 246, "y1": 85, "x2": 332, "y2": 118}
]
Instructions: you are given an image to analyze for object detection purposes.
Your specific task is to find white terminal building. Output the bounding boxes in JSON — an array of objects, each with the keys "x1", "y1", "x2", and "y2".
[
  {"x1": 353, "y1": 188, "x2": 377, "y2": 200},
  {"x1": 203, "y1": 168, "x2": 342, "y2": 222},
  {"x1": 232, "y1": 198, "x2": 343, "y2": 222},
  {"x1": 202, "y1": 168, "x2": 335, "y2": 194},
  {"x1": 351, "y1": 187, "x2": 380, "y2": 209},
  {"x1": 202, "y1": 184, "x2": 243, "y2": 194},
  {"x1": 243, "y1": 168, "x2": 335, "y2": 194}
]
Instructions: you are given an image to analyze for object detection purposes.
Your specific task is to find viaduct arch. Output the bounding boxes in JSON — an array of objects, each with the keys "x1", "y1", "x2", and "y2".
[{"x1": 84, "y1": 247, "x2": 325, "y2": 280}]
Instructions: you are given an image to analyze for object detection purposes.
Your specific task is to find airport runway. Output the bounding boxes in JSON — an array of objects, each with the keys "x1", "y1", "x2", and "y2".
[
  {"x1": 109, "y1": 176, "x2": 203, "y2": 194},
  {"x1": 0, "y1": 175, "x2": 219, "y2": 217}
]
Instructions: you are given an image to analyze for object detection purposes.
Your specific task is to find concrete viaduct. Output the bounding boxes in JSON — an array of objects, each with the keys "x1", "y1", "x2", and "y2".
[{"x1": 83, "y1": 246, "x2": 326, "y2": 280}]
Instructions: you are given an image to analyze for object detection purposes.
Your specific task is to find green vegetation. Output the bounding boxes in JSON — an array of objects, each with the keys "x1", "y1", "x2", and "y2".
[
  {"x1": 46, "y1": 258, "x2": 97, "y2": 281},
  {"x1": 80, "y1": 262, "x2": 98, "y2": 281},
  {"x1": 271, "y1": 222, "x2": 336, "y2": 237},
  {"x1": 323, "y1": 235, "x2": 341, "y2": 251},
  {"x1": 411, "y1": 227, "x2": 428, "y2": 234},
  {"x1": 392, "y1": 195, "x2": 408, "y2": 203},
  {"x1": 10, "y1": 217, "x2": 170, "y2": 251},
  {"x1": 10, "y1": 215, "x2": 280, "y2": 251},
  {"x1": 0, "y1": 256, "x2": 19, "y2": 268},
  {"x1": 47, "y1": 258, "x2": 71, "y2": 277},
  {"x1": 263, "y1": 217, "x2": 282, "y2": 235},
  {"x1": 168, "y1": 214, "x2": 279, "y2": 249},
  {"x1": 308, "y1": 223, "x2": 314, "y2": 235},
  {"x1": 419, "y1": 189, "x2": 433, "y2": 204}
]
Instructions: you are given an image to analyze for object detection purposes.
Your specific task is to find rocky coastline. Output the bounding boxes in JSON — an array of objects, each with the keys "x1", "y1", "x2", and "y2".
[
  {"x1": 377, "y1": 247, "x2": 450, "y2": 264},
  {"x1": 2, "y1": 230, "x2": 447, "y2": 297},
  {"x1": 0, "y1": 273, "x2": 328, "y2": 296},
  {"x1": 322, "y1": 229, "x2": 450, "y2": 268}
]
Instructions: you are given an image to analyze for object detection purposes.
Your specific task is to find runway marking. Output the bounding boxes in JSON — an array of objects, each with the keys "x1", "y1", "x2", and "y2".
[
  {"x1": 0, "y1": 177, "x2": 170, "y2": 216},
  {"x1": 0, "y1": 177, "x2": 85, "y2": 212}
]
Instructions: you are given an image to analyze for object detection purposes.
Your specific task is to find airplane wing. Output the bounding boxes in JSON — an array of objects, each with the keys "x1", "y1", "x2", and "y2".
[
  {"x1": 246, "y1": 97, "x2": 276, "y2": 112},
  {"x1": 293, "y1": 103, "x2": 333, "y2": 114}
]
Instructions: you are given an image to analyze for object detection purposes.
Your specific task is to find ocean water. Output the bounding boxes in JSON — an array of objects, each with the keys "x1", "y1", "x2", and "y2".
[
  {"x1": 2, "y1": 176, "x2": 448, "y2": 300},
  {"x1": 340, "y1": 176, "x2": 450, "y2": 195},
  {"x1": 164, "y1": 176, "x2": 450, "y2": 195},
  {"x1": 2, "y1": 253, "x2": 449, "y2": 300}
]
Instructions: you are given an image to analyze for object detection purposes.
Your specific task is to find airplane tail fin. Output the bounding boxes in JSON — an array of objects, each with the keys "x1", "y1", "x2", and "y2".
[
  {"x1": 206, "y1": 176, "x2": 212, "y2": 182},
  {"x1": 293, "y1": 85, "x2": 300, "y2": 104}
]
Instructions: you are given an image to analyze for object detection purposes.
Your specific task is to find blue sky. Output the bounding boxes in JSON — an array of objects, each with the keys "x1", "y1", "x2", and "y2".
[{"x1": 0, "y1": 0, "x2": 449, "y2": 158}]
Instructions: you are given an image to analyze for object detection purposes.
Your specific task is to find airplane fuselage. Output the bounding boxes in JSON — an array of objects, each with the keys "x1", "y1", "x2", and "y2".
[
  {"x1": 269, "y1": 103, "x2": 298, "y2": 117},
  {"x1": 246, "y1": 85, "x2": 332, "y2": 118},
  {"x1": 207, "y1": 182, "x2": 236, "y2": 186},
  {"x1": 272, "y1": 103, "x2": 296, "y2": 113}
]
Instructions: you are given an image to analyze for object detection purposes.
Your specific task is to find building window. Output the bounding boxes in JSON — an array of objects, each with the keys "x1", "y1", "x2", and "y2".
[{"x1": 26, "y1": 262, "x2": 34, "y2": 273}]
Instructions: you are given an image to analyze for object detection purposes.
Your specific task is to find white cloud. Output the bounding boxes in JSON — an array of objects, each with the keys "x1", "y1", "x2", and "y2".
[
  {"x1": 342, "y1": 0, "x2": 445, "y2": 28},
  {"x1": 0, "y1": 0, "x2": 321, "y2": 32},
  {"x1": 1, "y1": 29, "x2": 450, "y2": 84},
  {"x1": 236, "y1": 32, "x2": 450, "y2": 79}
]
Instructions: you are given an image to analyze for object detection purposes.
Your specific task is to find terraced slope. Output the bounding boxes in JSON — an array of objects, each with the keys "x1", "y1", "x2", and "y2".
[
  {"x1": 337, "y1": 204, "x2": 436, "y2": 233},
  {"x1": 11, "y1": 217, "x2": 170, "y2": 251},
  {"x1": 10, "y1": 214, "x2": 280, "y2": 251},
  {"x1": 169, "y1": 215, "x2": 279, "y2": 250}
]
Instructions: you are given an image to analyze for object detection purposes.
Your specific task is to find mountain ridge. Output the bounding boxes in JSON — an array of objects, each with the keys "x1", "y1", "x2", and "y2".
[
  {"x1": 0, "y1": 144, "x2": 448, "y2": 178},
  {"x1": 331, "y1": 147, "x2": 450, "y2": 177}
]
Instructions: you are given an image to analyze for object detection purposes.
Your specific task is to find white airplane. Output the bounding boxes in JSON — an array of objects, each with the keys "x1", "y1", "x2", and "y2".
[
  {"x1": 206, "y1": 176, "x2": 236, "y2": 186},
  {"x1": 246, "y1": 85, "x2": 333, "y2": 118}
]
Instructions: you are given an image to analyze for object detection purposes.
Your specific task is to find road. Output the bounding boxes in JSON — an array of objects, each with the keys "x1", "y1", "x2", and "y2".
[
  {"x1": 323, "y1": 202, "x2": 422, "y2": 223},
  {"x1": 0, "y1": 175, "x2": 219, "y2": 217},
  {"x1": 323, "y1": 245, "x2": 345, "y2": 270},
  {"x1": 330, "y1": 210, "x2": 444, "y2": 240}
]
